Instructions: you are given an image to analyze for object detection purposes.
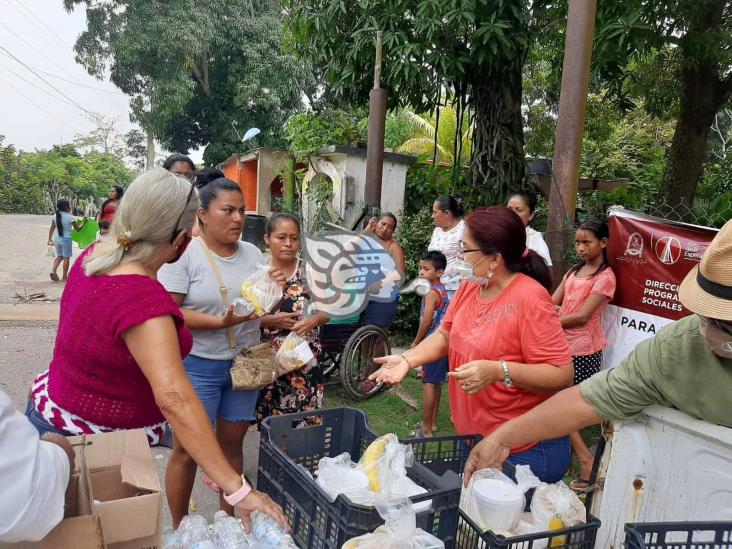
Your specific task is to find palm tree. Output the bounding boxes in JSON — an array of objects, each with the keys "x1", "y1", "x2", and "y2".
[{"x1": 396, "y1": 103, "x2": 473, "y2": 166}]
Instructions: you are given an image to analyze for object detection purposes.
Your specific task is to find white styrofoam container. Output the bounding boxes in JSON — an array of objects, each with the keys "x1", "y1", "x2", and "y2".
[{"x1": 590, "y1": 406, "x2": 732, "y2": 548}]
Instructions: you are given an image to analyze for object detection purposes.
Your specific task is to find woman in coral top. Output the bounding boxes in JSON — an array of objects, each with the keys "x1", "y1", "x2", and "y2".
[
  {"x1": 24, "y1": 168, "x2": 287, "y2": 531},
  {"x1": 553, "y1": 219, "x2": 615, "y2": 491},
  {"x1": 371, "y1": 206, "x2": 574, "y2": 482}
]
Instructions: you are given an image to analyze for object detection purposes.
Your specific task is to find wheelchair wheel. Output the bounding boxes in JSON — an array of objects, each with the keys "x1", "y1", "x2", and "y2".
[{"x1": 339, "y1": 324, "x2": 390, "y2": 400}]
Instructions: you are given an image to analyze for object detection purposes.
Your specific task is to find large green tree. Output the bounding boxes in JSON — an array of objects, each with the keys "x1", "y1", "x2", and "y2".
[
  {"x1": 593, "y1": 0, "x2": 732, "y2": 209},
  {"x1": 65, "y1": 0, "x2": 314, "y2": 165},
  {"x1": 285, "y1": 0, "x2": 538, "y2": 204}
]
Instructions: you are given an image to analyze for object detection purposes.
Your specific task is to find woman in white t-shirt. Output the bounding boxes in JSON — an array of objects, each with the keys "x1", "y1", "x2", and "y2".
[
  {"x1": 507, "y1": 190, "x2": 553, "y2": 267},
  {"x1": 428, "y1": 195, "x2": 465, "y2": 301},
  {"x1": 158, "y1": 177, "x2": 286, "y2": 525}
]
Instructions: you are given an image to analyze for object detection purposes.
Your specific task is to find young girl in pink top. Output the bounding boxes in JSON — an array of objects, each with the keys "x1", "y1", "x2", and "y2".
[{"x1": 553, "y1": 219, "x2": 616, "y2": 491}]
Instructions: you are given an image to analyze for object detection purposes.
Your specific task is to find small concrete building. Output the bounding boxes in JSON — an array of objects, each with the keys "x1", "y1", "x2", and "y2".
[
  {"x1": 302, "y1": 145, "x2": 416, "y2": 231},
  {"x1": 218, "y1": 148, "x2": 290, "y2": 215}
]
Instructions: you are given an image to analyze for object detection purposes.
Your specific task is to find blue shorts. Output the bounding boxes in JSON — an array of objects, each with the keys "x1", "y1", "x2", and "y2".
[
  {"x1": 421, "y1": 357, "x2": 448, "y2": 384},
  {"x1": 363, "y1": 296, "x2": 400, "y2": 328},
  {"x1": 457, "y1": 436, "x2": 571, "y2": 484},
  {"x1": 55, "y1": 237, "x2": 73, "y2": 258},
  {"x1": 25, "y1": 398, "x2": 70, "y2": 437},
  {"x1": 184, "y1": 354, "x2": 257, "y2": 423}
]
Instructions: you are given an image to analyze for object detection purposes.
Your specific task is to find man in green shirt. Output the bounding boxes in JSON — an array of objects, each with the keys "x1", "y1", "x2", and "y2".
[{"x1": 464, "y1": 219, "x2": 732, "y2": 483}]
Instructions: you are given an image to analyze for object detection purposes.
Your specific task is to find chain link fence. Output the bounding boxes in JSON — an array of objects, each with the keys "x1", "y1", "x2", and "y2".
[{"x1": 535, "y1": 190, "x2": 731, "y2": 268}]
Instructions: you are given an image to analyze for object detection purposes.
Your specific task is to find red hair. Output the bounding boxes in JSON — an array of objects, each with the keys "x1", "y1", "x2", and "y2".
[{"x1": 465, "y1": 206, "x2": 552, "y2": 290}]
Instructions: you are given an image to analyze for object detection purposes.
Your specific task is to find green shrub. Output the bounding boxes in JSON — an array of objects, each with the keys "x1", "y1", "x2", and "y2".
[{"x1": 392, "y1": 208, "x2": 435, "y2": 344}]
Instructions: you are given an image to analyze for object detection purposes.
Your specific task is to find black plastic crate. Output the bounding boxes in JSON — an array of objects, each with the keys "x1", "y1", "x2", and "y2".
[
  {"x1": 257, "y1": 408, "x2": 462, "y2": 549},
  {"x1": 624, "y1": 521, "x2": 732, "y2": 549},
  {"x1": 403, "y1": 434, "x2": 482, "y2": 477},
  {"x1": 403, "y1": 434, "x2": 601, "y2": 549}
]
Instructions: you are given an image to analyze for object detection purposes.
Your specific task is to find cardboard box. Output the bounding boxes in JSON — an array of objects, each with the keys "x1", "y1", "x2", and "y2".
[{"x1": 7, "y1": 429, "x2": 162, "y2": 549}]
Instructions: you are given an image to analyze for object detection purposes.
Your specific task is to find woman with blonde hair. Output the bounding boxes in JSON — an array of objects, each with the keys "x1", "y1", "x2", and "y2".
[{"x1": 25, "y1": 167, "x2": 287, "y2": 532}]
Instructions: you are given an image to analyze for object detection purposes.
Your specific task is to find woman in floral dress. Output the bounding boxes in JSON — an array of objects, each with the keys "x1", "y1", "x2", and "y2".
[{"x1": 257, "y1": 213, "x2": 329, "y2": 425}]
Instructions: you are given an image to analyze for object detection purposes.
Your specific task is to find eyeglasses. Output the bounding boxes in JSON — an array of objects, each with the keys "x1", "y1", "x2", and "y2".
[
  {"x1": 171, "y1": 178, "x2": 196, "y2": 243},
  {"x1": 459, "y1": 241, "x2": 480, "y2": 255}
]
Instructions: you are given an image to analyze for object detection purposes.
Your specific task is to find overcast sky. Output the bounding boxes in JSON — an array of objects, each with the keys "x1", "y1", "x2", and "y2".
[{"x1": 0, "y1": 0, "x2": 203, "y2": 162}]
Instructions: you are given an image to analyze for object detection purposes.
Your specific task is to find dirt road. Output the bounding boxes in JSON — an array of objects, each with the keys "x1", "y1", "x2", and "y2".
[{"x1": 0, "y1": 214, "x2": 74, "y2": 318}]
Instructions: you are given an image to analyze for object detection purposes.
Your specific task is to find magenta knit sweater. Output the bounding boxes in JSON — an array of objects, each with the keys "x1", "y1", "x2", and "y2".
[{"x1": 45, "y1": 250, "x2": 193, "y2": 429}]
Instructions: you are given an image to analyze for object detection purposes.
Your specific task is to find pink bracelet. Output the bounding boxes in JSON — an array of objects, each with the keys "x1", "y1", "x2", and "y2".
[{"x1": 223, "y1": 475, "x2": 252, "y2": 506}]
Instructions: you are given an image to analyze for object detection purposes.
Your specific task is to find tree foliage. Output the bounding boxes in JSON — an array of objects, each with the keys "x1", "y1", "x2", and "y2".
[
  {"x1": 284, "y1": 109, "x2": 366, "y2": 154},
  {"x1": 396, "y1": 104, "x2": 472, "y2": 165},
  {"x1": 0, "y1": 136, "x2": 135, "y2": 215},
  {"x1": 65, "y1": 0, "x2": 314, "y2": 166},
  {"x1": 285, "y1": 0, "x2": 537, "y2": 204},
  {"x1": 592, "y1": 0, "x2": 732, "y2": 208}
]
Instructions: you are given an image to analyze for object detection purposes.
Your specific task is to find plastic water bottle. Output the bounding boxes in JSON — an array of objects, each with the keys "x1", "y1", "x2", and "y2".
[
  {"x1": 250, "y1": 512, "x2": 296, "y2": 547},
  {"x1": 162, "y1": 528, "x2": 182, "y2": 549},
  {"x1": 229, "y1": 297, "x2": 255, "y2": 317},
  {"x1": 178, "y1": 514, "x2": 212, "y2": 548},
  {"x1": 212, "y1": 512, "x2": 249, "y2": 548}
]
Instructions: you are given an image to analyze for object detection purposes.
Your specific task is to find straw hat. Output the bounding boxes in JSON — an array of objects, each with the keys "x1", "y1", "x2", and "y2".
[{"x1": 678, "y1": 219, "x2": 732, "y2": 321}]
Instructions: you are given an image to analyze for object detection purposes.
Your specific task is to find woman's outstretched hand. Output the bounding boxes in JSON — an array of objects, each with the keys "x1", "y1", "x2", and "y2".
[{"x1": 368, "y1": 355, "x2": 409, "y2": 385}]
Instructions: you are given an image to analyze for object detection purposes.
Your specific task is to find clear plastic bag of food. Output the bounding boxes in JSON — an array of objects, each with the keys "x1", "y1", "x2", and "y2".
[
  {"x1": 460, "y1": 465, "x2": 542, "y2": 533},
  {"x1": 315, "y1": 452, "x2": 373, "y2": 504},
  {"x1": 241, "y1": 265, "x2": 282, "y2": 316},
  {"x1": 341, "y1": 497, "x2": 444, "y2": 549},
  {"x1": 276, "y1": 331, "x2": 316, "y2": 374},
  {"x1": 358, "y1": 434, "x2": 414, "y2": 495},
  {"x1": 530, "y1": 481, "x2": 586, "y2": 531}
]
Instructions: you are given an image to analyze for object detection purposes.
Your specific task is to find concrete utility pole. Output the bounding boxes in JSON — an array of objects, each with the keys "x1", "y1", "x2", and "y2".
[
  {"x1": 363, "y1": 31, "x2": 387, "y2": 221},
  {"x1": 146, "y1": 131, "x2": 155, "y2": 170},
  {"x1": 546, "y1": 0, "x2": 597, "y2": 274}
]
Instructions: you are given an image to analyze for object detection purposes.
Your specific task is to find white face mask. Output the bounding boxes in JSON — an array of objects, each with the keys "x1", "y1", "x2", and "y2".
[{"x1": 456, "y1": 256, "x2": 490, "y2": 285}]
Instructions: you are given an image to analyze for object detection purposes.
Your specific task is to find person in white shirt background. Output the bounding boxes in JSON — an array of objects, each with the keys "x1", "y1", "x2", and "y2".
[
  {"x1": 428, "y1": 195, "x2": 466, "y2": 301},
  {"x1": 0, "y1": 389, "x2": 74, "y2": 542},
  {"x1": 507, "y1": 189, "x2": 553, "y2": 267}
]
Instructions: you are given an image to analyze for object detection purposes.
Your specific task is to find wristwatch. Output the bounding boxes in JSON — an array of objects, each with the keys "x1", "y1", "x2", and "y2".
[
  {"x1": 223, "y1": 475, "x2": 252, "y2": 506},
  {"x1": 500, "y1": 359, "x2": 513, "y2": 387}
]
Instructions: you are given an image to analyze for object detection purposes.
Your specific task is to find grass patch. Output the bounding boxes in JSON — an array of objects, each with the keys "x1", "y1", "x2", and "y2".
[{"x1": 323, "y1": 374, "x2": 456, "y2": 439}]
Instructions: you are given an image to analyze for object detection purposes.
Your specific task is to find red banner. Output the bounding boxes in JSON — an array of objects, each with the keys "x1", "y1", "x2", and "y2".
[
  {"x1": 601, "y1": 209, "x2": 718, "y2": 369},
  {"x1": 607, "y1": 210, "x2": 717, "y2": 320}
]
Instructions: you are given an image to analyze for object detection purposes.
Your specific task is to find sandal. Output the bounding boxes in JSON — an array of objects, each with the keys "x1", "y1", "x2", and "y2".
[
  {"x1": 569, "y1": 478, "x2": 596, "y2": 493},
  {"x1": 410, "y1": 425, "x2": 433, "y2": 438},
  {"x1": 49, "y1": 272, "x2": 59, "y2": 282}
]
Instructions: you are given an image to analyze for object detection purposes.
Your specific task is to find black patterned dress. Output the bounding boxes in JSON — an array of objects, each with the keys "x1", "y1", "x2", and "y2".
[{"x1": 255, "y1": 267, "x2": 324, "y2": 425}]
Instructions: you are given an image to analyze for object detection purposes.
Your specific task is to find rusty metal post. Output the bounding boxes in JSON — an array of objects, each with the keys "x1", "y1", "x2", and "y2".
[
  {"x1": 546, "y1": 0, "x2": 597, "y2": 275},
  {"x1": 364, "y1": 31, "x2": 387, "y2": 219},
  {"x1": 283, "y1": 155, "x2": 296, "y2": 212}
]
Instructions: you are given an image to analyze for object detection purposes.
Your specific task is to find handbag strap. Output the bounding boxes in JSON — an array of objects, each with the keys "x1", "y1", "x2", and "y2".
[{"x1": 196, "y1": 237, "x2": 237, "y2": 353}]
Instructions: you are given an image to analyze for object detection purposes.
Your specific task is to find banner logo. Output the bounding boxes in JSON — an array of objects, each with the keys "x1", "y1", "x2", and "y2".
[
  {"x1": 654, "y1": 236, "x2": 682, "y2": 265},
  {"x1": 624, "y1": 232, "x2": 644, "y2": 257}
]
